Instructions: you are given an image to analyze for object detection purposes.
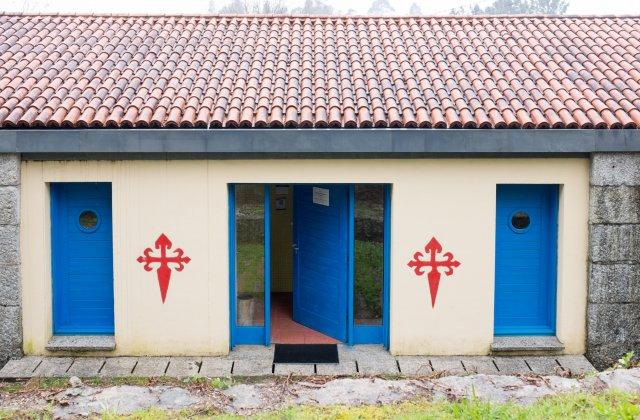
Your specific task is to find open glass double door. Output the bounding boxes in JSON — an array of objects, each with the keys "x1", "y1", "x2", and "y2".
[{"x1": 229, "y1": 184, "x2": 390, "y2": 348}]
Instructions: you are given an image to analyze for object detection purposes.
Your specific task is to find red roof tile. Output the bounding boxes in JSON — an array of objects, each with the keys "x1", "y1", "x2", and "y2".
[{"x1": 0, "y1": 13, "x2": 639, "y2": 129}]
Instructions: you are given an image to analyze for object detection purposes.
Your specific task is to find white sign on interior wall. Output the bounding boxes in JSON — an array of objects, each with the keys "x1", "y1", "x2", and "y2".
[{"x1": 312, "y1": 187, "x2": 330, "y2": 206}]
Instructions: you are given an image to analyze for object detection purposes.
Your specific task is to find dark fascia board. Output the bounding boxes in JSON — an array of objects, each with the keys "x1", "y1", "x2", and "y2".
[{"x1": 1, "y1": 129, "x2": 640, "y2": 158}]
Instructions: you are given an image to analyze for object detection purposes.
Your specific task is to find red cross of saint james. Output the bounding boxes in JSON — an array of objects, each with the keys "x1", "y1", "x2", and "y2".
[
  {"x1": 407, "y1": 236, "x2": 461, "y2": 307},
  {"x1": 137, "y1": 233, "x2": 191, "y2": 303}
]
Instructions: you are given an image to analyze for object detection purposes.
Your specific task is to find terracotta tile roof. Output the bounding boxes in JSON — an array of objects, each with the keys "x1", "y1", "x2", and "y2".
[{"x1": 1, "y1": 13, "x2": 640, "y2": 129}]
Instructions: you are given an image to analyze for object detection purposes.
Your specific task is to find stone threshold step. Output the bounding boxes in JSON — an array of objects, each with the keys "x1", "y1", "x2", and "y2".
[
  {"x1": 491, "y1": 336, "x2": 564, "y2": 353},
  {"x1": 46, "y1": 335, "x2": 116, "y2": 352}
]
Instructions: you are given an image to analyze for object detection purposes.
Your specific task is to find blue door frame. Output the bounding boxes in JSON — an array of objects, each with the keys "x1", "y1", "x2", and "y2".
[
  {"x1": 228, "y1": 184, "x2": 271, "y2": 346},
  {"x1": 229, "y1": 184, "x2": 391, "y2": 348}
]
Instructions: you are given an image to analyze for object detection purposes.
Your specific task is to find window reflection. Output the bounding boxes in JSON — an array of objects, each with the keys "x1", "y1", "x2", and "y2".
[
  {"x1": 354, "y1": 185, "x2": 384, "y2": 325},
  {"x1": 235, "y1": 185, "x2": 265, "y2": 326}
]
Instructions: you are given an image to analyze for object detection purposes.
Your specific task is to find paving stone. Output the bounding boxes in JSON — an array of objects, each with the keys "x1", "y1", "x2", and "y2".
[
  {"x1": 199, "y1": 358, "x2": 233, "y2": 377},
  {"x1": 53, "y1": 384, "x2": 200, "y2": 417},
  {"x1": 357, "y1": 358, "x2": 399, "y2": 375},
  {"x1": 273, "y1": 363, "x2": 315, "y2": 376},
  {"x1": 33, "y1": 357, "x2": 74, "y2": 377},
  {"x1": 492, "y1": 357, "x2": 531, "y2": 375},
  {"x1": 430, "y1": 357, "x2": 467, "y2": 375},
  {"x1": 232, "y1": 360, "x2": 273, "y2": 376},
  {"x1": 339, "y1": 345, "x2": 390, "y2": 361},
  {"x1": 227, "y1": 345, "x2": 274, "y2": 361},
  {"x1": 0, "y1": 356, "x2": 42, "y2": 378},
  {"x1": 67, "y1": 358, "x2": 105, "y2": 377},
  {"x1": 460, "y1": 357, "x2": 499, "y2": 374},
  {"x1": 295, "y1": 377, "x2": 416, "y2": 406},
  {"x1": 525, "y1": 357, "x2": 563, "y2": 375},
  {"x1": 396, "y1": 356, "x2": 433, "y2": 376},
  {"x1": 224, "y1": 384, "x2": 264, "y2": 410},
  {"x1": 597, "y1": 368, "x2": 640, "y2": 392},
  {"x1": 556, "y1": 356, "x2": 596, "y2": 375},
  {"x1": 339, "y1": 345, "x2": 399, "y2": 375},
  {"x1": 315, "y1": 361, "x2": 357, "y2": 376},
  {"x1": 100, "y1": 357, "x2": 139, "y2": 377},
  {"x1": 165, "y1": 357, "x2": 202, "y2": 378},
  {"x1": 132, "y1": 357, "x2": 170, "y2": 377}
]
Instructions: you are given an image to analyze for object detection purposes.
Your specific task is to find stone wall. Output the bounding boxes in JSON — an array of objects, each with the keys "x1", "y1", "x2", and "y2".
[
  {"x1": 0, "y1": 154, "x2": 21, "y2": 367},
  {"x1": 588, "y1": 153, "x2": 640, "y2": 369}
]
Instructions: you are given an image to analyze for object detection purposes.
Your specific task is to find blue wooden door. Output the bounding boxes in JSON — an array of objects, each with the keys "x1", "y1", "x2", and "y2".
[
  {"x1": 293, "y1": 185, "x2": 349, "y2": 341},
  {"x1": 495, "y1": 185, "x2": 558, "y2": 335},
  {"x1": 51, "y1": 183, "x2": 114, "y2": 334}
]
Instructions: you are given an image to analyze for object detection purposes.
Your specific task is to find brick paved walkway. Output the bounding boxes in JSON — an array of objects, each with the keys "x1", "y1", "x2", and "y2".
[{"x1": 0, "y1": 345, "x2": 595, "y2": 379}]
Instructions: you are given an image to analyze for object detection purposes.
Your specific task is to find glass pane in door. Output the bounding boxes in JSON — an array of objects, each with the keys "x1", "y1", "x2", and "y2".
[
  {"x1": 354, "y1": 184, "x2": 384, "y2": 325},
  {"x1": 235, "y1": 184, "x2": 265, "y2": 326}
]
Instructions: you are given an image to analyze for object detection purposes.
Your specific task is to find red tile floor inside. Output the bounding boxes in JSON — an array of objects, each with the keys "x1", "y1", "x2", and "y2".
[{"x1": 270, "y1": 293, "x2": 339, "y2": 344}]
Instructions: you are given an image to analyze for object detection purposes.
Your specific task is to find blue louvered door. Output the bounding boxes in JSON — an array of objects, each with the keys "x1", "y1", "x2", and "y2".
[
  {"x1": 51, "y1": 183, "x2": 114, "y2": 334},
  {"x1": 494, "y1": 185, "x2": 558, "y2": 335},
  {"x1": 293, "y1": 185, "x2": 349, "y2": 341}
]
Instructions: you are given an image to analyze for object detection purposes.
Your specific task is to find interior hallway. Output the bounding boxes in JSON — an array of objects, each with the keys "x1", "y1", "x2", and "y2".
[{"x1": 270, "y1": 293, "x2": 339, "y2": 344}]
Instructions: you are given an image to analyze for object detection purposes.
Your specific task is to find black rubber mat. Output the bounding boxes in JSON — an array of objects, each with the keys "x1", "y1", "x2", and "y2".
[{"x1": 273, "y1": 344, "x2": 339, "y2": 364}]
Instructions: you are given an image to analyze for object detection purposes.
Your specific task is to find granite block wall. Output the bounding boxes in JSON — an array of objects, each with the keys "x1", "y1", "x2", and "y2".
[
  {"x1": 0, "y1": 154, "x2": 20, "y2": 367},
  {"x1": 588, "y1": 153, "x2": 640, "y2": 369}
]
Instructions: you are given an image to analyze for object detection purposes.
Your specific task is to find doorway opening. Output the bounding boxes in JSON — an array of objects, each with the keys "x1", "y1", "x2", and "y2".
[
  {"x1": 269, "y1": 185, "x2": 339, "y2": 344},
  {"x1": 229, "y1": 184, "x2": 390, "y2": 348}
]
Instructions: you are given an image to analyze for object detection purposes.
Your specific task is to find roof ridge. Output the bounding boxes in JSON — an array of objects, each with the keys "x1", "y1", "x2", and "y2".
[{"x1": 1, "y1": 12, "x2": 640, "y2": 19}]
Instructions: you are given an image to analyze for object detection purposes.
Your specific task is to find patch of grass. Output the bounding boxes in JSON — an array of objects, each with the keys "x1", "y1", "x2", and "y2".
[
  {"x1": 0, "y1": 376, "x2": 245, "y2": 393},
  {"x1": 0, "y1": 407, "x2": 53, "y2": 419},
  {"x1": 0, "y1": 381, "x2": 25, "y2": 393},
  {"x1": 37, "y1": 377, "x2": 70, "y2": 389},
  {"x1": 208, "y1": 377, "x2": 233, "y2": 390},
  {"x1": 249, "y1": 392, "x2": 640, "y2": 419},
  {"x1": 0, "y1": 378, "x2": 66, "y2": 395},
  {"x1": 613, "y1": 351, "x2": 638, "y2": 370},
  {"x1": 83, "y1": 376, "x2": 156, "y2": 388},
  {"x1": 102, "y1": 407, "x2": 167, "y2": 420}
]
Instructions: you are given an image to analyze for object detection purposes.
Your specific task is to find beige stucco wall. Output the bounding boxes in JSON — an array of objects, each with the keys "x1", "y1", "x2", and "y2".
[{"x1": 20, "y1": 158, "x2": 589, "y2": 356}]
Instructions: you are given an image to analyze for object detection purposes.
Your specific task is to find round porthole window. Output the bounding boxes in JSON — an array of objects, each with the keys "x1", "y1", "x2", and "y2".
[
  {"x1": 510, "y1": 211, "x2": 531, "y2": 232},
  {"x1": 78, "y1": 210, "x2": 99, "y2": 232}
]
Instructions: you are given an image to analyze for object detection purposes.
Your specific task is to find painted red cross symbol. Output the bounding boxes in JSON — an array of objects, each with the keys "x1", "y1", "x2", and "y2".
[
  {"x1": 407, "y1": 236, "x2": 460, "y2": 308},
  {"x1": 137, "y1": 233, "x2": 191, "y2": 303}
]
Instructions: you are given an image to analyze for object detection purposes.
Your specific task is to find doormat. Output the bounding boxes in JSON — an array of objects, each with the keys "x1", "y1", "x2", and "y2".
[{"x1": 273, "y1": 344, "x2": 339, "y2": 364}]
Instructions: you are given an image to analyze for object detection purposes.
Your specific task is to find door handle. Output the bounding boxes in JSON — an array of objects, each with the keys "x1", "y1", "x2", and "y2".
[{"x1": 292, "y1": 243, "x2": 299, "y2": 252}]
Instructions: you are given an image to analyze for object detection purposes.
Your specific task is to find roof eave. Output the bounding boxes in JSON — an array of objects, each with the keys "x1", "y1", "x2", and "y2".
[{"x1": 2, "y1": 129, "x2": 639, "y2": 159}]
